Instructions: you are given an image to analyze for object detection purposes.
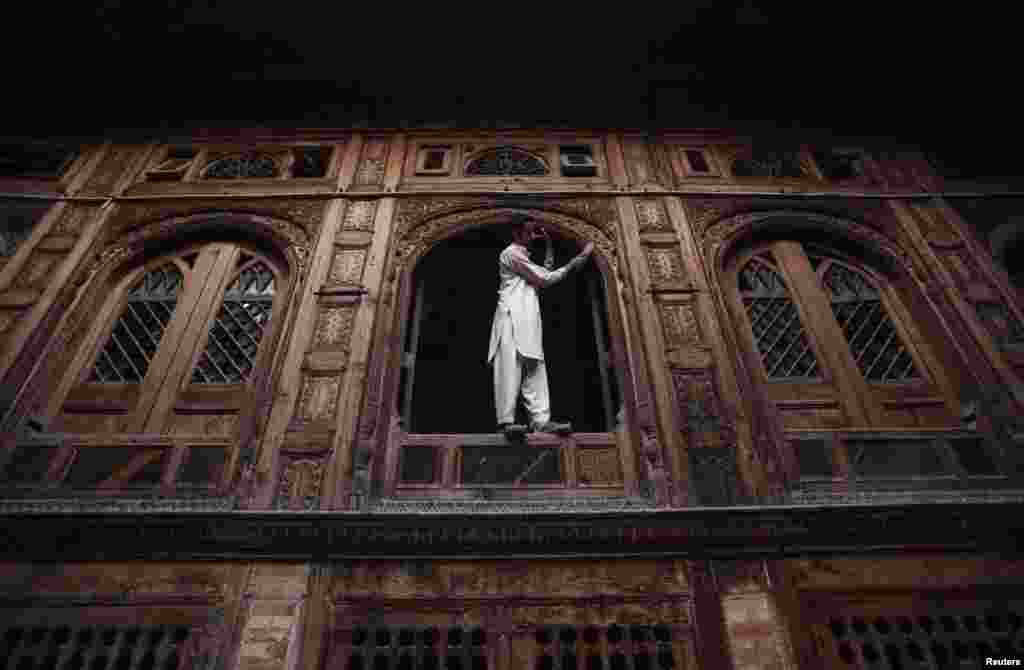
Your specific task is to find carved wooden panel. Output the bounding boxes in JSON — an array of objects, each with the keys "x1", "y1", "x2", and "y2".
[
  {"x1": 645, "y1": 247, "x2": 688, "y2": 288},
  {"x1": 297, "y1": 375, "x2": 340, "y2": 422},
  {"x1": 659, "y1": 302, "x2": 702, "y2": 349},
  {"x1": 354, "y1": 138, "x2": 389, "y2": 187},
  {"x1": 722, "y1": 592, "x2": 797, "y2": 670},
  {"x1": 167, "y1": 413, "x2": 239, "y2": 437},
  {"x1": 328, "y1": 249, "x2": 366, "y2": 286},
  {"x1": 274, "y1": 456, "x2": 326, "y2": 510},
  {"x1": 670, "y1": 368, "x2": 733, "y2": 449},
  {"x1": 314, "y1": 305, "x2": 358, "y2": 349},
  {"x1": 635, "y1": 198, "x2": 670, "y2": 231},
  {"x1": 342, "y1": 200, "x2": 378, "y2": 231},
  {"x1": 576, "y1": 447, "x2": 622, "y2": 486}
]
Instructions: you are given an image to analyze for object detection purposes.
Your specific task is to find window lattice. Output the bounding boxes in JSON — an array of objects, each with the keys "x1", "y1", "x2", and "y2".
[
  {"x1": 824, "y1": 609, "x2": 1024, "y2": 668},
  {"x1": 346, "y1": 626, "x2": 488, "y2": 670},
  {"x1": 534, "y1": 624, "x2": 677, "y2": 670},
  {"x1": 90, "y1": 265, "x2": 183, "y2": 383},
  {"x1": 191, "y1": 260, "x2": 275, "y2": 384},
  {"x1": 0, "y1": 625, "x2": 190, "y2": 670},
  {"x1": 739, "y1": 258, "x2": 820, "y2": 378},
  {"x1": 465, "y1": 148, "x2": 548, "y2": 176},
  {"x1": 821, "y1": 263, "x2": 920, "y2": 382},
  {"x1": 202, "y1": 154, "x2": 278, "y2": 179}
]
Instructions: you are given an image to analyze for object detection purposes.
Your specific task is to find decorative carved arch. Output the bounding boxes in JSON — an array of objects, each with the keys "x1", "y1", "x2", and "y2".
[
  {"x1": 463, "y1": 146, "x2": 549, "y2": 176},
  {"x1": 74, "y1": 210, "x2": 311, "y2": 292},
  {"x1": 346, "y1": 205, "x2": 651, "y2": 508},
  {"x1": 703, "y1": 209, "x2": 914, "y2": 284},
  {"x1": 4, "y1": 212, "x2": 309, "y2": 474},
  {"x1": 393, "y1": 207, "x2": 618, "y2": 280}
]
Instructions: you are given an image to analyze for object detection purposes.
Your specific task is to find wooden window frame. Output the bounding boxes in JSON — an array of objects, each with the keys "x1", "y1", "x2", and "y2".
[
  {"x1": 415, "y1": 146, "x2": 453, "y2": 176},
  {"x1": 373, "y1": 230, "x2": 642, "y2": 501},
  {"x1": 726, "y1": 237, "x2": 965, "y2": 481},
  {"x1": 26, "y1": 240, "x2": 290, "y2": 493}
]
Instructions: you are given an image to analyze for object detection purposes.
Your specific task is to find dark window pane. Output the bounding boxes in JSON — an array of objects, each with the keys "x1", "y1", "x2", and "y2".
[
  {"x1": 399, "y1": 446, "x2": 436, "y2": 484},
  {"x1": 684, "y1": 149, "x2": 710, "y2": 173}
]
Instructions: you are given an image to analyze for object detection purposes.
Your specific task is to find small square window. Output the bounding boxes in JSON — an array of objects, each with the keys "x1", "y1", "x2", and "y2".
[
  {"x1": 416, "y1": 146, "x2": 452, "y2": 175},
  {"x1": 678, "y1": 147, "x2": 719, "y2": 177},
  {"x1": 559, "y1": 145, "x2": 597, "y2": 177},
  {"x1": 292, "y1": 146, "x2": 334, "y2": 178}
]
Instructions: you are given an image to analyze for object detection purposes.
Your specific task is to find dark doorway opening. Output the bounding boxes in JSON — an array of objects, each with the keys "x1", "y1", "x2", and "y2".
[{"x1": 398, "y1": 224, "x2": 619, "y2": 434}]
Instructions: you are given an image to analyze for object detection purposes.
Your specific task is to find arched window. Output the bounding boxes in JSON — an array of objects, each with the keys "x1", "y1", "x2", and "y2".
[
  {"x1": 89, "y1": 262, "x2": 184, "y2": 383},
  {"x1": 383, "y1": 223, "x2": 629, "y2": 499},
  {"x1": 725, "y1": 235, "x2": 996, "y2": 485},
  {"x1": 3, "y1": 240, "x2": 289, "y2": 494},
  {"x1": 737, "y1": 253, "x2": 820, "y2": 379},
  {"x1": 464, "y1": 148, "x2": 548, "y2": 176}
]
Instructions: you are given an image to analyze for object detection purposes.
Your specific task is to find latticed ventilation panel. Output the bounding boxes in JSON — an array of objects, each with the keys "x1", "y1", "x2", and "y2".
[
  {"x1": 464, "y1": 149, "x2": 547, "y2": 176},
  {"x1": 824, "y1": 609, "x2": 1024, "y2": 668},
  {"x1": 821, "y1": 263, "x2": 920, "y2": 382},
  {"x1": 534, "y1": 624, "x2": 677, "y2": 670},
  {"x1": 192, "y1": 260, "x2": 275, "y2": 384},
  {"x1": 739, "y1": 258, "x2": 820, "y2": 379},
  {"x1": 346, "y1": 626, "x2": 488, "y2": 670},
  {"x1": 202, "y1": 154, "x2": 278, "y2": 179},
  {"x1": 0, "y1": 625, "x2": 190, "y2": 670},
  {"x1": 90, "y1": 265, "x2": 183, "y2": 383}
]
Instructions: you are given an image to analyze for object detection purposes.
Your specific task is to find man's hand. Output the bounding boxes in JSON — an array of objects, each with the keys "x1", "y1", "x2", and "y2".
[{"x1": 581, "y1": 242, "x2": 595, "y2": 257}]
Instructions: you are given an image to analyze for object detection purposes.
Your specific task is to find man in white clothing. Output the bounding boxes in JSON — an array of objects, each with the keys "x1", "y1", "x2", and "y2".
[{"x1": 487, "y1": 217, "x2": 594, "y2": 438}]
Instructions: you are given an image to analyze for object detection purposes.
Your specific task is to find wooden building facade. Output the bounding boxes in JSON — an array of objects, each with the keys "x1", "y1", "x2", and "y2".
[{"x1": 2, "y1": 129, "x2": 1024, "y2": 669}]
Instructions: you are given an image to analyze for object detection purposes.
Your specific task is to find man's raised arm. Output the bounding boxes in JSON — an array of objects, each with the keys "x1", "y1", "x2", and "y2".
[{"x1": 508, "y1": 242, "x2": 594, "y2": 289}]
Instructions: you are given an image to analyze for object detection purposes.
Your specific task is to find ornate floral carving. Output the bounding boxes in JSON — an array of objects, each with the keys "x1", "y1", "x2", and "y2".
[
  {"x1": 670, "y1": 367, "x2": 736, "y2": 449},
  {"x1": 645, "y1": 247, "x2": 688, "y2": 286},
  {"x1": 355, "y1": 158, "x2": 385, "y2": 185},
  {"x1": 464, "y1": 146, "x2": 548, "y2": 176},
  {"x1": 111, "y1": 199, "x2": 326, "y2": 237},
  {"x1": 328, "y1": 249, "x2": 366, "y2": 286},
  {"x1": 0, "y1": 309, "x2": 20, "y2": 334},
  {"x1": 297, "y1": 375, "x2": 340, "y2": 422},
  {"x1": 52, "y1": 205, "x2": 96, "y2": 236},
  {"x1": 660, "y1": 302, "x2": 702, "y2": 347},
  {"x1": 703, "y1": 208, "x2": 909, "y2": 276},
  {"x1": 13, "y1": 253, "x2": 57, "y2": 288},
  {"x1": 577, "y1": 448, "x2": 623, "y2": 485},
  {"x1": 635, "y1": 198, "x2": 670, "y2": 230},
  {"x1": 314, "y1": 305, "x2": 357, "y2": 348},
  {"x1": 395, "y1": 207, "x2": 618, "y2": 277},
  {"x1": 342, "y1": 200, "x2": 378, "y2": 231},
  {"x1": 684, "y1": 197, "x2": 893, "y2": 240},
  {"x1": 275, "y1": 457, "x2": 326, "y2": 510}
]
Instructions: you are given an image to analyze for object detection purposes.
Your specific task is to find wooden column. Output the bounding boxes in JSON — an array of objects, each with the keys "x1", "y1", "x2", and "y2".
[{"x1": 324, "y1": 133, "x2": 407, "y2": 510}]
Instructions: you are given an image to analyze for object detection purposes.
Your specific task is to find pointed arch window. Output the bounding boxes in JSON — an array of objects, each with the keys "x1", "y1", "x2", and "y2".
[
  {"x1": 192, "y1": 257, "x2": 276, "y2": 384},
  {"x1": 818, "y1": 259, "x2": 920, "y2": 382},
  {"x1": 738, "y1": 253, "x2": 820, "y2": 379},
  {"x1": 89, "y1": 263, "x2": 184, "y2": 383},
  {"x1": 55, "y1": 242, "x2": 286, "y2": 435}
]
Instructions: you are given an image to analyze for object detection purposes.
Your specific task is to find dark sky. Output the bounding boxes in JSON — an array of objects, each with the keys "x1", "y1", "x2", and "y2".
[{"x1": 7, "y1": 3, "x2": 1015, "y2": 166}]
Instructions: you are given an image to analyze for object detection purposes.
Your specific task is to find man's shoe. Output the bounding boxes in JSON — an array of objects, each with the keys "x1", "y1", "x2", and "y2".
[
  {"x1": 531, "y1": 421, "x2": 572, "y2": 435},
  {"x1": 499, "y1": 423, "x2": 528, "y2": 438}
]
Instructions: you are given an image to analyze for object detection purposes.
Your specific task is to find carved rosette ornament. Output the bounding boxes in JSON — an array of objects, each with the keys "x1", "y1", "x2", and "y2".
[{"x1": 394, "y1": 207, "x2": 617, "y2": 279}]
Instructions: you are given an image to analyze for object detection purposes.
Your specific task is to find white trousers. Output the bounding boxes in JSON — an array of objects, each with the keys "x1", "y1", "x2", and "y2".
[{"x1": 492, "y1": 313, "x2": 551, "y2": 426}]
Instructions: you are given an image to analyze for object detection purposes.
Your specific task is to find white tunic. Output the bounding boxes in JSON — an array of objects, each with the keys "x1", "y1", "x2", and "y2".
[{"x1": 487, "y1": 243, "x2": 572, "y2": 363}]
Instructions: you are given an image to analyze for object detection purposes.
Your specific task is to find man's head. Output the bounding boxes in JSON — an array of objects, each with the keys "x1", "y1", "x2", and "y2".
[{"x1": 510, "y1": 216, "x2": 547, "y2": 245}]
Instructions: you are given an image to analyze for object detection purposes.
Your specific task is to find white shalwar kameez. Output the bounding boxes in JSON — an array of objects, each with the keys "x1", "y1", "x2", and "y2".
[{"x1": 487, "y1": 242, "x2": 572, "y2": 426}]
